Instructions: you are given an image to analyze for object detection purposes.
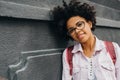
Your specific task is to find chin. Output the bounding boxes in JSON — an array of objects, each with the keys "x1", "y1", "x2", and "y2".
[{"x1": 78, "y1": 38, "x2": 88, "y2": 44}]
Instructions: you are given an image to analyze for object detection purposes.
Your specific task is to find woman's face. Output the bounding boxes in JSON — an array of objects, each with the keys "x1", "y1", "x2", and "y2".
[{"x1": 66, "y1": 16, "x2": 93, "y2": 43}]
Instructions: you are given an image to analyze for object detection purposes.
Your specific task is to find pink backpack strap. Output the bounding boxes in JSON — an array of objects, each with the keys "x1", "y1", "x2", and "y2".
[
  {"x1": 66, "y1": 46, "x2": 73, "y2": 76},
  {"x1": 104, "y1": 41, "x2": 116, "y2": 64}
]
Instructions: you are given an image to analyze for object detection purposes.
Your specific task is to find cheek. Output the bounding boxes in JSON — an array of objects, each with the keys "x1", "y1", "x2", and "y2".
[
  {"x1": 84, "y1": 25, "x2": 92, "y2": 34},
  {"x1": 70, "y1": 35, "x2": 78, "y2": 41}
]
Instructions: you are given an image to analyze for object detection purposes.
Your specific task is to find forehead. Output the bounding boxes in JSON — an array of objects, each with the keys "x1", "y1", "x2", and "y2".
[{"x1": 67, "y1": 16, "x2": 85, "y2": 27}]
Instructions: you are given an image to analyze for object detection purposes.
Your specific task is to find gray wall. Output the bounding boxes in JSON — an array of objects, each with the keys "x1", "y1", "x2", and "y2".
[{"x1": 0, "y1": 0, "x2": 120, "y2": 80}]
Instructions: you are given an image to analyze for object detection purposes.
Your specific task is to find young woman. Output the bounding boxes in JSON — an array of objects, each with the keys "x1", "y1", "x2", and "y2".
[{"x1": 52, "y1": 0, "x2": 120, "y2": 80}]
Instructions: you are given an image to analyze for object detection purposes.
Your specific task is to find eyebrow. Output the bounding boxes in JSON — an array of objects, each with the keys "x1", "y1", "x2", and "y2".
[
  {"x1": 68, "y1": 27, "x2": 75, "y2": 31},
  {"x1": 67, "y1": 21, "x2": 84, "y2": 30}
]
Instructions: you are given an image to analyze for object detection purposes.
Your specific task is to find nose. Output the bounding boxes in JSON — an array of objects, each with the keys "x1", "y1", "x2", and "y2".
[{"x1": 75, "y1": 27, "x2": 81, "y2": 33}]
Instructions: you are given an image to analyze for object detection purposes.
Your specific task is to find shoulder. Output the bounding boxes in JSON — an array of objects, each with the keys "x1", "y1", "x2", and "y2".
[
  {"x1": 112, "y1": 42, "x2": 120, "y2": 48},
  {"x1": 102, "y1": 40, "x2": 119, "y2": 48},
  {"x1": 63, "y1": 45, "x2": 74, "y2": 55},
  {"x1": 63, "y1": 46, "x2": 74, "y2": 54},
  {"x1": 112, "y1": 42, "x2": 120, "y2": 53},
  {"x1": 111, "y1": 42, "x2": 120, "y2": 58}
]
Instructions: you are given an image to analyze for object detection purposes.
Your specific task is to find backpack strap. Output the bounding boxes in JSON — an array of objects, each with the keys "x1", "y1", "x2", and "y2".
[
  {"x1": 104, "y1": 41, "x2": 116, "y2": 64},
  {"x1": 66, "y1": 46, "x2": 73, "y2": 76}
]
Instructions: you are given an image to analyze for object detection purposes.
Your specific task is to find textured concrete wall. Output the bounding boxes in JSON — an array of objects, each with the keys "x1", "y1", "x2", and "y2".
[
  {"x1": 0, "y1": 17, "x2": 67, "y2": 78},
  {"x1": 0, "y1": 0, "x2": 120, "y2": 80}
]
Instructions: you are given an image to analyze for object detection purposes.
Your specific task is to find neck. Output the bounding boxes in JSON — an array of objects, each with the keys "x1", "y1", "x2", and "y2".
[{"x1": 81, "y1": 35, "x2": 96, "y2": 57}]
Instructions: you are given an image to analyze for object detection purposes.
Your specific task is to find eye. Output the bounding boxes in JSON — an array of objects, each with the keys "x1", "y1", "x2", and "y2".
[
  {"x1": 68, "y1": 28, "x2": 76, "y2": 34},
  {"x1": 76, "y1": 21, "x2": 82, "y2": 27}
]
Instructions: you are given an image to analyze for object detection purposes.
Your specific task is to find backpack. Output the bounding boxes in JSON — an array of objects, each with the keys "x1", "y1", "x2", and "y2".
[{"x1": 66, "y1": 41, "x2": 116, "y2": 76}]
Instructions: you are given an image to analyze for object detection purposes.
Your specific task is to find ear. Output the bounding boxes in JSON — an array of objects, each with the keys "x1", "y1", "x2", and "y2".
[{"x1": 88, "y1": 21, "x2": 92, "y2": 28}]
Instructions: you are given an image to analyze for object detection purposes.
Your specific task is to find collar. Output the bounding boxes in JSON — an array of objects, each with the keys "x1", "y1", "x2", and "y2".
[{"x1": 72, "y1": 36, "x2": 105, "y2": 54}]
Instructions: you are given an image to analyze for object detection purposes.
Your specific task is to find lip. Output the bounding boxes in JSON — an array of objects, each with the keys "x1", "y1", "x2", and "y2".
[{"x1": 77, "y1": 33, "x2": 85, "y2": 39}]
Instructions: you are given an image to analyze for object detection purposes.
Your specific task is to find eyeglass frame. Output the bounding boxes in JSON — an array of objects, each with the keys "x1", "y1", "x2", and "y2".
[{"x1": 67, "y1": 21, "x2": 85, "y2": 36}]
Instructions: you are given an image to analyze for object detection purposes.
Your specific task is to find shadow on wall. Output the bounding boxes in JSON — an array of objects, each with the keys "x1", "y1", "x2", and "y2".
[{"x1": 48, "y1": 21, "x2": 68, "y2": 48}]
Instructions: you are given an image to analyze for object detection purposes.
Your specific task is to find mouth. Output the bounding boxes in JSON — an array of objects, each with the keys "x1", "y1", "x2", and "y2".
[{"x1": 77, "y1": 33, "x2": 85, "y2": 39}]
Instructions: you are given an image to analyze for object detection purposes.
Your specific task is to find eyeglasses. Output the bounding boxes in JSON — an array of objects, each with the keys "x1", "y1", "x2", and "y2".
[{"x1": 67, "y1": 21, "x2": 85, "y2": 35}]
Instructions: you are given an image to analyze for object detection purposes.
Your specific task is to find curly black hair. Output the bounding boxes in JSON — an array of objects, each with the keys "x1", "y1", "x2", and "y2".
[{"x1": 51, "y1": 0, "x2": 96, "y2": 40}]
